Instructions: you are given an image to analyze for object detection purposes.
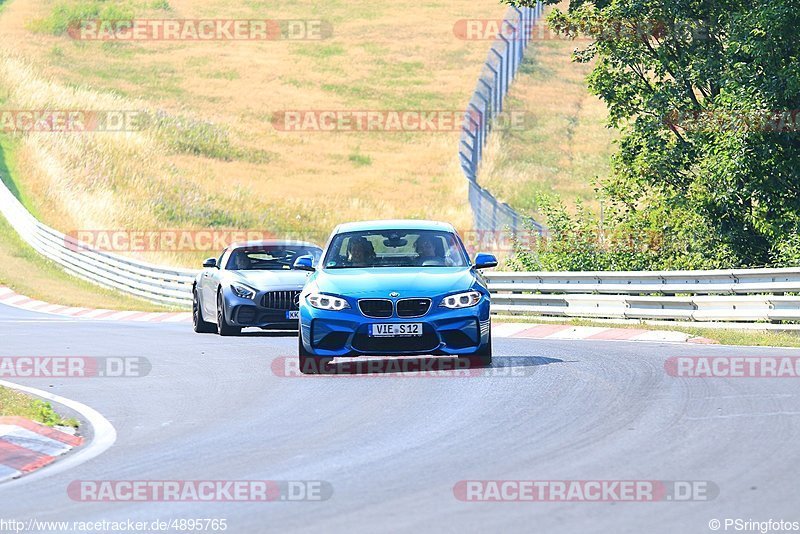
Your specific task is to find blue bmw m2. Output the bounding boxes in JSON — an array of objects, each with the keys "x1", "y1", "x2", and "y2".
[{"x1": 293, "y1": 220, "x2": 498, "y2": 373}]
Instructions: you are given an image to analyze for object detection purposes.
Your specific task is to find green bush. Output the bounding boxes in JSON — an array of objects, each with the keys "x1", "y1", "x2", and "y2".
[
  {"x1": 32, "y1": 400, "x2": 79, "y2": 428},
  {"x1": 772, "y1": 231, "x2": 800, "y2": 267},
  {"x1": 509, "y1": 192, "x2": 741, "y2": 272}
]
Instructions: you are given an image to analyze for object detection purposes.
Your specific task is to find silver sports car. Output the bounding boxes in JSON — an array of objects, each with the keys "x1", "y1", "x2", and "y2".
[{"x1": 193, "y1": 240, "x2": 322, "y2": 335}]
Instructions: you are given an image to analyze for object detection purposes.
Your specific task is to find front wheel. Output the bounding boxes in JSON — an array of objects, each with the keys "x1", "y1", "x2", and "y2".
[
  {"x1": 193, "y1": 288, "x2": 216, "y2": 333},
  {"x1": 217, "y1": 292, "x2": 241, "y2": 336},
  {"x1": 298, "y1": 329, "x2": 331, "y2": 374}
]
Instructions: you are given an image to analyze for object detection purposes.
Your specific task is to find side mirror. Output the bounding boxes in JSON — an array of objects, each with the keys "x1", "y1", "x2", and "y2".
[
  {"x1": 203, "y1": 257, "x2": 217, "y2": 268},
  {"x1": 473, "y1": 253, "x2": 498, "y2": 270},
  {"x1": 293, "y1": 255, "x2": 315, "y2": 272}
]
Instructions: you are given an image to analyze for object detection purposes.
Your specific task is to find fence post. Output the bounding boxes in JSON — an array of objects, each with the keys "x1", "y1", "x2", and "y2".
[
  {"x1": 499, "y1": 34, "x2": 512, "y2": 87},
  {"x1": 489, "y1": 50, "x2": 505, "y2": 112},
  {"x1": 468, "y1": 103, "x2": 485, "y2": 158},
  {"x1": 478, "y1": 79, "x2": 494, "y2": 133},
  {"x1": 485, "y1": 63, "x2": 500, "y2": 113}
]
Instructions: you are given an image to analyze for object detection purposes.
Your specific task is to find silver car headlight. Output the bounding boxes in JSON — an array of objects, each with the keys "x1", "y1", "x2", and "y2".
[
  {"x1": 306, "y1": 293, "x2": 350, "y2": 311},
  {"x1": 231, "y1": 283, "x2": 257, "y2": 300},
  {"x1": 440, "y1": 290, "x2": 482, "y2": 309}
]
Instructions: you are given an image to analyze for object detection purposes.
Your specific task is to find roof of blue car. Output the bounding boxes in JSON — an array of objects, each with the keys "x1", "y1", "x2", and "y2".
[{"x1": 334, "y1": 220, "x2": 456, "y2": 233}]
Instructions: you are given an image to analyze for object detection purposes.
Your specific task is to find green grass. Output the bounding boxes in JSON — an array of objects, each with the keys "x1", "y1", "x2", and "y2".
[
  {"x1": 28, "y1": 0, "x2": 171, "y2": 35},
  {"x1": 494, "y1": 315, "x2": 800, "y2": 348},
  {"x1": 28, "y1": 0, "x2": 137, "y2": 35},
  {"x1": 72, "y1": 61, "x2": 185, "y2": 99},
  {"x1": 0, "y1": 387, "x2": 79, "y2": 427},
  {"x1": 149, "y1": 113, "x2": 272, "y2": 162},
  {"x1": 348, "y1": 150, "x2": 372, "y2": 167},
  {"x1": 292, "y1": 43, "x2": 346, "y2": 58},
  {"x1": 0, "y1": 135, "x2": 38, "y2": 217},
  {"x1": 203, "y1": 69, "x2": 240, "y2": 81},
  {"x1": 375, "y1": 60, "x2": 426, "y2": 87}
]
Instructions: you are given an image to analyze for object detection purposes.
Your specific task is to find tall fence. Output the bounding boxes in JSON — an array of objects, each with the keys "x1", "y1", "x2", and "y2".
[{"x1": 459, "y1": 2, "x2": 545, "y2": 236}]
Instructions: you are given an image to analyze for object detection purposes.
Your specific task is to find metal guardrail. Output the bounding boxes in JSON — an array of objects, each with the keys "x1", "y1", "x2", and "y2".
[
  {"x1": 486, "y1": 270, "x2": 800, "y2": 322},
  {"x1": 0, "y1": 178, "x2": 197, "y2": 307},
  {"x1": 459, "y1": 3, "x2": 545, "y2": 235},
  {"x1": 1, "y1": 174, "x2": 798, "y2": 321}
]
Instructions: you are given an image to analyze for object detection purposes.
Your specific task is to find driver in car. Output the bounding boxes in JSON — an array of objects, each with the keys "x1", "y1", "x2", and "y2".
[
  {"x1": 230, "y1": 251, "x2": 252, "y2": 270},
  {"x1": 415, "y1": 235, "x2": 444, "y2": 265},
  {"x1": 346, "y1": 237, "x2": 376, "y2": 267}
]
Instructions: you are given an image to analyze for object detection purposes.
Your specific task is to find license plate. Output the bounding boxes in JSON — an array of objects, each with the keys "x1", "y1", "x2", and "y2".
[
  {"x1": 286, "y1": 310, "x2": 299, "y2": 320},
  {"x1": 369, "y1": 323, "x2": 422, "y2": 337}
]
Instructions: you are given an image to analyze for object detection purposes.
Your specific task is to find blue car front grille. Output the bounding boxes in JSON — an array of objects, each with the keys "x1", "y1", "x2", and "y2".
[
  {"x1": 351, "y1": 330, "x2": 439, "y2": 353},
  {"x1": 358, "y1": 299, "x2": 393, "y2": 318},
  {"x1": 396, "y1": 298, "x2": 431, "y2": 317}
]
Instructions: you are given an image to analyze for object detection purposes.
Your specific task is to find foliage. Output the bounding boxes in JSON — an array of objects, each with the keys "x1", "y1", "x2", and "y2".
[{"x1": 507, "y1": 0, "x2": 800, "y2": 269}]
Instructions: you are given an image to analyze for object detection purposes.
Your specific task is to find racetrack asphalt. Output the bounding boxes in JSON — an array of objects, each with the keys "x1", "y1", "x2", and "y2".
[{"x1": 1, "y1": 302, "x2": 798, "y2": 533}]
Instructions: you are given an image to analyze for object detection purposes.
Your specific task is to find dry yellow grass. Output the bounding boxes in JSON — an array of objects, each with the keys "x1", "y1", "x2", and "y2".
[{"x1": 0, "y1": 0, "x2": 518, "y2": 268}]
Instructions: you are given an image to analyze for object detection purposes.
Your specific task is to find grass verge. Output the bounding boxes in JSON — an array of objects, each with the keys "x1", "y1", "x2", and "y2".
[
  {"x1": 0, "y1": 386, "x2": 79, "y2": 427},
  {"x1": 493, "y1": 314, "x2": 800, "y2": 348}
]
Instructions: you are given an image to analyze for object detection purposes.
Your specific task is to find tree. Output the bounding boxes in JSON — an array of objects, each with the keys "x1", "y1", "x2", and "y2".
[{"x1": 507, "y1": 0, "x2": 800, "y2": 268}]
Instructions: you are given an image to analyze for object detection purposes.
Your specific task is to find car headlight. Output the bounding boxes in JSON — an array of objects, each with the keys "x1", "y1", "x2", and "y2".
[
  {"x1": 440, "y1": 290, "x2": 482, "y2": 309},
  {"x1": 231, "y1": 283, "x2": 257, "y2": 300},
  {"x1": 306, "y1": 293, "x2": 350, "y2": 311}
]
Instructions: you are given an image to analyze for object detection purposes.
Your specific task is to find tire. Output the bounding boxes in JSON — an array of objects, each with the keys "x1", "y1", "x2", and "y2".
[
  {"x1": 217, "y1": 291, "x2": 241, "y2": 336},
  {"x1": 298, "y1": 329, "x2": 331, "y2": 374},
  {"x1": 460, "y1": 326, "x2": 492, "y2": 368},
  {"x1": 193, "y1": 288, "x2": 216, "y2": 333}
]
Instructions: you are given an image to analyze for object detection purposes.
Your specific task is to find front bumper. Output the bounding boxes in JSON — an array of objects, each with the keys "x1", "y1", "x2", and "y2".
[
  {"x1": 223, "y1": 291, "x2": 299, "y2": 330},
  {"x1": 299, "y1": 299, "x2": 490, "y2": 357}
]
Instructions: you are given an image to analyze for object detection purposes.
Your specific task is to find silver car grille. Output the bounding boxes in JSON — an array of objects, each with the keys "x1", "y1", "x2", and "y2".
[{"x1": 261, "y1": 290, "x2": 301, "y2": 310}]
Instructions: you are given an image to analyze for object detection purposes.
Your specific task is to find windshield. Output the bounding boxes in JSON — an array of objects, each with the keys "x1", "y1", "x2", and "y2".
[
  {"x1": 226, "y1": 245, "x2": 321, "y2": 271},
  {"x1": 323, "y1": 230, "x2": 468, "y2": 269}
]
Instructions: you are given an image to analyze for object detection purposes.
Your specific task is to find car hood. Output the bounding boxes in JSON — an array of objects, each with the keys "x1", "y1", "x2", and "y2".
[
  {"x1": 224, "y1": 269, "x2": 311, "y2": 289},
  {"x1": 311, "y1": 267, "x2": 477, "y2": 298}
]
